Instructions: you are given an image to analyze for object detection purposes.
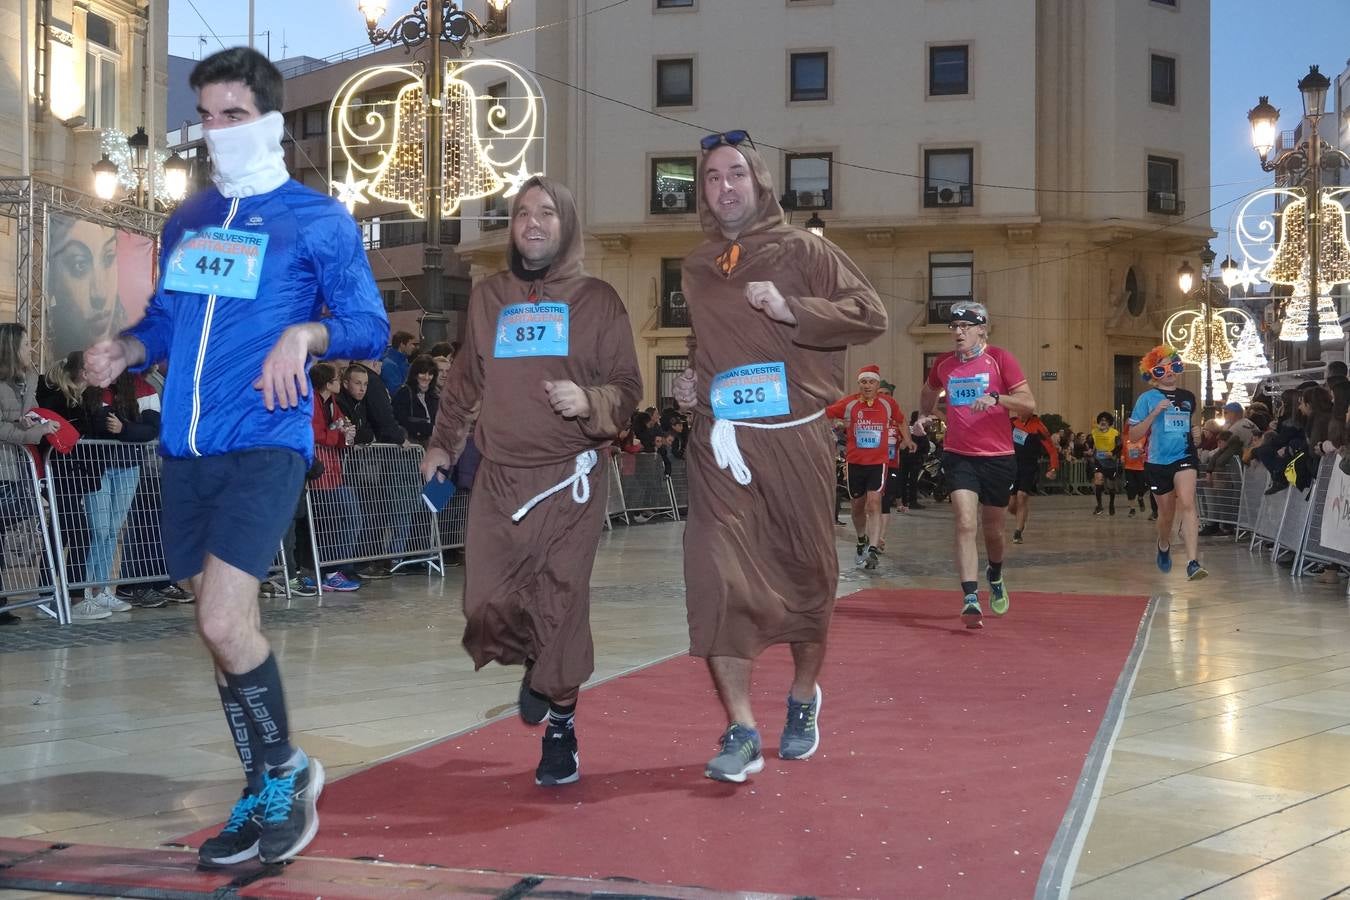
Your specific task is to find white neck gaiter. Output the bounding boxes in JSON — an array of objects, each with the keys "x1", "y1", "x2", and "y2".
[{"x1": 205, "y1": 111, "x2": 289, "y2": 198}]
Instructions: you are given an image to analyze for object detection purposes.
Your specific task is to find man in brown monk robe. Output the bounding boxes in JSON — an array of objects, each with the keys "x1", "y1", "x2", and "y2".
[
  {"x1": 674, "y1": 131, "x2": 887, "y2": 783},
  {"x1": 421, "y1": 176, "x2": 642, "y2": 787}
]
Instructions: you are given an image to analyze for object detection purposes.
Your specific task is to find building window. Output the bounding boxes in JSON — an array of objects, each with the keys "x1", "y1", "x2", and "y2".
[
  {"x1": 1124, "y1": 267, "x2": 1146, "y2": 316},
  {"x1": 929, "y1": 45, "x2": 969, "y2": 96},
  {"x1": 380, "y1": 288, "x2": 398, "y2": 311},
  {"x1": 660, "y1": 258, "x2": 690, "y2": 327},
  {"x1": 656, "y1": 356, "x2": 690, "y2": 410},
  {"x1": 486, "y1": 2, "x2": 508, "y2": 31},
  {"x1": 1150, "y1": 54, "x2": 1176, "y2": 106},
  {"x1": 1151, "y1": 0, "x2": 1177, "y2": 6},
  {"x1": 928, "y1": 252, "x2": 973, "y2": 324},
  {"x1": 651, "y1": 157, "x2": 696, "y2": 214},
  {"x1": 790, "y1": 51, "x2": 829, "y2": 102},
  {"x1": 1147, "y1": 155, "x2": 1182, "y2": 214},
  {"x1": 923, "y1": 352, "x2": 945, "y2": 385},
  {"x1": 361, "y1": 216, "x2": 382, "y2": 249},
  {"x1": 924, "y1": 149, "x2": 974, "y2": 207},
  {"x1": 303, "y1": 107, "x2": 325, "y2": 137},
  {"x1": 656, "y1": 58, "x2": 694, "y2": 107},
  {"x1": 656, "y1": 0, "x2": 694, "y2": 6},
  {"x1": 482, "y1": 193, "x2": 509, "y2": 230},
  {"x1": 85, "y1": 13, "x2": 118, "y2": 131},
  {"x1": 782, "y1": 153, "x2": 832, "y2": 210}
]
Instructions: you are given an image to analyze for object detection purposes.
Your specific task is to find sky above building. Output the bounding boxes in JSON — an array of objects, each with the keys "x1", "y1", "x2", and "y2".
[{"x1": 169, "y1": 0, "x2": 1350, "y2": 247}]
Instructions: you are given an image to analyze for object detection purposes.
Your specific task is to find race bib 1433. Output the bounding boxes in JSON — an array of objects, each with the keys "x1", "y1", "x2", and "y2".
[{"x1": 947, "y1": 373, "x2": 990, "y2": 408}]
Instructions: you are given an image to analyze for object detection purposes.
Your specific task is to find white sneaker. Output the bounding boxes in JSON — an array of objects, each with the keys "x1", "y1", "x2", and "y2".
[
  {"x1": 94, "y1": 589, "x2": 132, "y2": 613},
  {"x1": 70, "y1": 597, "x2": 112, "y2": 621}
]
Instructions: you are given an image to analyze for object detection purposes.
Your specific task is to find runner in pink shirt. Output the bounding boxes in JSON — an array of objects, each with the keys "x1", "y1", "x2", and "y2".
[{"x1": 919, "y1": 302, "x2": 1037, "y2": 628}]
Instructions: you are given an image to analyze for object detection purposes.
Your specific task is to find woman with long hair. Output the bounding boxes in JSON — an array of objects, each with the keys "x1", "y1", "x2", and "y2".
[
  {"x1": 0, "y1": 328, "x2": 92, "y2": 621},
  {"x1": 392, "y1": 356, "x2": 439, "y2": 446}
]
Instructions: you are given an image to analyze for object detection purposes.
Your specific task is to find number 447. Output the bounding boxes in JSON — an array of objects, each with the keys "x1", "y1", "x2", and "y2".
[{"x1": 195, "y1": 256, "x2": 235, "y2": 277}]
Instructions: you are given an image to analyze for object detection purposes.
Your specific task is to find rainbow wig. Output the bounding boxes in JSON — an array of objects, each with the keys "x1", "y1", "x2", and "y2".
[{"x1": 1139, "y1": 344, "x2": 1183, "y2": 382}]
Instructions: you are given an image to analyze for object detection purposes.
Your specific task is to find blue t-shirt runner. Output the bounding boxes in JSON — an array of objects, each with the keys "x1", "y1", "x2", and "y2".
[{"x1": 1130, "y1": 387, "x2": 1197, "y2": 465}]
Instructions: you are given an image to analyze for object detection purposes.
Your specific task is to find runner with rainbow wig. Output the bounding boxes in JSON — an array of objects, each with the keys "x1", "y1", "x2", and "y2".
[{"x1": 1127, "y1": 345, "x2": 1207, "y2": 580}]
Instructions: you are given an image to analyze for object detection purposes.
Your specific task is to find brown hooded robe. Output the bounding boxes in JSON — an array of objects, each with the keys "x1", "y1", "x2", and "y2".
[
  {"x1": 428, "y1": 176, "x2": 642, "y2": 697},
  {"x1": 682, "y1": 142, "x2": 887, "y2": 659}
]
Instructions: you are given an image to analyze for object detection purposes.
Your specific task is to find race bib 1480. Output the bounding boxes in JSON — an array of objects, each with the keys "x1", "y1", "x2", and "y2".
[
  {"x1": 710, "y1": 362, "x2": 791, "y2": 421},
  {"x1": 163, "y1": 228, "x2": 269, "y2": 299},
  {"x1": 494, "y1": 302, "x2": 570, "y2": 358}
]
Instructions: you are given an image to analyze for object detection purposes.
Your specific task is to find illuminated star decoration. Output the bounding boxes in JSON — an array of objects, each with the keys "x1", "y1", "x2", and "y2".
[
  {"x1": 501, "y1": 161, "x2": 535, "y2": 199},
  {"x1": 1232, "y1": 260, "x2": 1264, "y2": 292},
  {"x1": 334, "y1": 169, "x2": 370, "y2": 214}
]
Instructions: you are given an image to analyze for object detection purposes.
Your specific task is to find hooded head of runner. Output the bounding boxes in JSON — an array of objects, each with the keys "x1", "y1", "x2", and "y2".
[
  {"x1": 1140, "y1": 345, "x2": 1183, "y2": 385},
  {"x1": 508, "y1": 176, "x2": 584, "y2": 282},
  {"x1": 697, "y1": 133, "x2": 785, "y2": 245}
]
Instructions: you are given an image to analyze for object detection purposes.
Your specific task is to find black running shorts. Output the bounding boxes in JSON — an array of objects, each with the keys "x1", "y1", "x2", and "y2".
[
  {"x1": 943, "y1": 451, "x2": 1016, "y2": 508},
  {"x1": 847, "y1": 462, "x2": 886, "y2": 499}
]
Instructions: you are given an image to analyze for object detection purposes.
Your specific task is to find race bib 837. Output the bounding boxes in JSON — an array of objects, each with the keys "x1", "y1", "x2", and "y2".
[{"x1": 494, "y1": 303, "x2": 570, "y2": 358}]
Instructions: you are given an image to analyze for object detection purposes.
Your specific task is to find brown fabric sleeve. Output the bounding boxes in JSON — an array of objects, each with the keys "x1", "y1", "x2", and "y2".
[
  {"x1": 787, "y1": 240, "x2": 888, "y2": 348},
  {"x1": 576, "y1": 300, "x2": 643, "y2": 441},
  {"x1": 428, "y1": 291, "x2": 486, "y2": 465}
]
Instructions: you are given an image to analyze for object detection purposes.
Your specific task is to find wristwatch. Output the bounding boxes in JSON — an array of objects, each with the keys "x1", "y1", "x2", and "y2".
[{"x1": 989, "y1": 391, "x2": 1000, "y2": 405}]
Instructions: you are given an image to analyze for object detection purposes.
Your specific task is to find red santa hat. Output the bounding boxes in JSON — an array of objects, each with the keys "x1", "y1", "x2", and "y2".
[{"x1": 857, "y1": 365, "x2": 881, "y2": 382}]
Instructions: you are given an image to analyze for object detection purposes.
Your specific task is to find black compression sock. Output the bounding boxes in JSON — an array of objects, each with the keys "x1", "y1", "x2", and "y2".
[
  {"x1": 547, "y1": 702, "x2": 576, "y2": 729},
  {"x1": 223, "y1": 654, "x2": 294, "y2": 769},
  {"x1": 987, "y1": 561, "x2": 1003, "y2": 581},
  {"x1": 961, "y1": 580, "x2": 978, "y2": 597}
]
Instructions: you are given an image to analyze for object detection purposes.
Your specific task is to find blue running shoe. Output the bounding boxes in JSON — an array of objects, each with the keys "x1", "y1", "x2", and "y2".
[
  {"x1": 1187, "y1": 560, "x2": 1208, "y2": 580},
  {"x1": 1156, "y1": 545, "x2": 1172, "y2": 574},
  {"x1": 322, "y1": 572, "x2": 361, "y2": 592},
  {"x1": 198, "y1": 790, "x2": 262, "y2": 866},
  {"x1": 257, "y1": 752, "x2": 325, "y2": 864}
]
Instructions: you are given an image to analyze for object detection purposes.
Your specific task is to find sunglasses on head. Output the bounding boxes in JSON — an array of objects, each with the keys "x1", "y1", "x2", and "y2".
[
  {"x1": 701, "y1": 130, "x2": 755, "y2": 152},
  {"x1": 1151, "y1": 360, "x2": 1185, "y2": 378}
]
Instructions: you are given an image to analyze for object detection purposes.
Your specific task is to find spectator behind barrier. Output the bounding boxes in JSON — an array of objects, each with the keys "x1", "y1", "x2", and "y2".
[
  {"x1": 392, "y1": 356, "x2": 439, "y2": 446},
  {"x1": 308, "y1": 363, "x2": 363, "y2": 591},
  {"x1": 380, "y1": 331, "x2": 418, "y2": 394},
  {"x1": 0, "y1": 325, "x2": 63, "y2": 623}
]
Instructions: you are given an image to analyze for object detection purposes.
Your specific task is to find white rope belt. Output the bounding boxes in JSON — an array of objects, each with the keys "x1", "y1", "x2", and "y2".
[
  {"x1": 511, "y1": 450, "x2": 598, "y2": 522},
  {"x1": 711, "y1": 410, "x2": 825, "y2": 486}
]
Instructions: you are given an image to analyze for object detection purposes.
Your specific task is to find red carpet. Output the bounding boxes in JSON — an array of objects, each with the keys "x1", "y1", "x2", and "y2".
[{"x1": 185, "y1": 588, "x2": 1151, "y2": 898}]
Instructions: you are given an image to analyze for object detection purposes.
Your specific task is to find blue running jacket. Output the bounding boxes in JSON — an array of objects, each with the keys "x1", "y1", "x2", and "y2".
[{"x1": 125, "y1": 181, "x2": 389, "y2": 462}]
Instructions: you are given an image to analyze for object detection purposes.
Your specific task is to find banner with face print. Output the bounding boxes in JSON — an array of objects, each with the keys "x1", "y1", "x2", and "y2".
[{"x1": 44, "y1": 212, "x2": 156, "y2": 361}]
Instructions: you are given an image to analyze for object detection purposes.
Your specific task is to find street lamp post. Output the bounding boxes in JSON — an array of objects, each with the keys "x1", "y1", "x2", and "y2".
[
  {"x1": 1177, "y1": 245, "x2": 1219, "y2": 415},
  {"x1": 91, "y1": 126, "x2": 190, "y2": 208},
  {"x1": 356, "y1": 0, "x2": 510, "y2": 316},
  {"x1": 1247, "y1": 65, "x2": 1350, "y2": 362}
]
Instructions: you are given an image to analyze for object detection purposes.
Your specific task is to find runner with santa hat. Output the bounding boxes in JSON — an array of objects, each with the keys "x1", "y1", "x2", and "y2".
[{"x1": 826, "y1": 365, "x2": 912, "y2": 570}]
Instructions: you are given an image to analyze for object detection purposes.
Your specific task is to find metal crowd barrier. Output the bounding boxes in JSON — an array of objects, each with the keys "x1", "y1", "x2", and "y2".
[
  {"x1": 1272, "y1": 479, "x2": 1314, "y2": 565},
  {"x1": 1236, "y1": 461, "x2": 1269, "y2": 538},
  {"x1": 1295, "y1": 455, "x2": 1350, "y2": 576},
  {"x1": 1060, "y1": 458, "x2": 1092, "y2": 495},
  {"x1": 45, "y1": 439, "x2": 166, "y2": 604},
  {"x1": 0, "y1": 443, "x2": 66, "y2": 623},
  {"x1": 1198, "y1": 458, "x2": 1244, "y2": 528},
  {"x1": 1250, "y1": 477, "x2": 1286, "y2": 553},
  {"x1": 604, "y1": 456, "x2": 628, "y2": 527},
  {"x1": 307, "y1": 442, "x2": 444, "y2": 593},
  {"x1": 669, "y1": 457, "x2": 690, "y2": 513},
  {"x1": 437, "y1": 487, "x2": 470, "y2": 551},
  {"x1": 614, "y1": 452, "x2": 679, "y2": 522}
]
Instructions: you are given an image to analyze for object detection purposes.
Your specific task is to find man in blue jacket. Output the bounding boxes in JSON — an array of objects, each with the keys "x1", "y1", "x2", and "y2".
[{"x1": 85, "y1": 47, "x2": 388, "y2": 868}]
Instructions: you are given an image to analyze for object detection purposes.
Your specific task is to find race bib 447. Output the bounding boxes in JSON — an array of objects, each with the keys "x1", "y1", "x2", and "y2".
[{"x1": 163, "y1": 228, "x2": 269, "y2": 299}]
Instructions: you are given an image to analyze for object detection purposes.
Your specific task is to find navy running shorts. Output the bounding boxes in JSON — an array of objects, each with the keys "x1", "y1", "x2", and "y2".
[{"x1": 160, "y1": 448, "x2": 306, "y2": 582}]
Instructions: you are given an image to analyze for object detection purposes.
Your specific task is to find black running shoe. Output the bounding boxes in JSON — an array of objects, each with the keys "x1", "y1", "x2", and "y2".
[
  {"x1": 1012, "y1": 529, "x2": 1024, "y2": 544},
  {"x1": 535, "y1": 724, "x2": 579, "y2": 786},
  {"x1": 518, "y1": 663, "x2": 549, "y2": 726},
  {"x1": 198, "y1": 790, "x2": 262, "y2": 867},
  {"x1": 257, "y1": 753, "x2": 325, "y2": 864}
]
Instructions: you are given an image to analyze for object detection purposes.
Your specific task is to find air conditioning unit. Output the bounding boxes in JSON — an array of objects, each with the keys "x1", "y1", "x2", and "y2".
[
  {"x1": 661, "y1": 191, "x2": 688, "y2": 211},
  {"x1": 1154, "y1": 191, "x2": 1177, "y2": 212},
  {"x1": 796, "y1": 191, "x2": 822, "y2": 209},
  {"x1": 934, "y1": 186, "x2": 963, "y2": 206},
  {"x1": 668, "y1": 290, "x2": 687, "y2": 308}
]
